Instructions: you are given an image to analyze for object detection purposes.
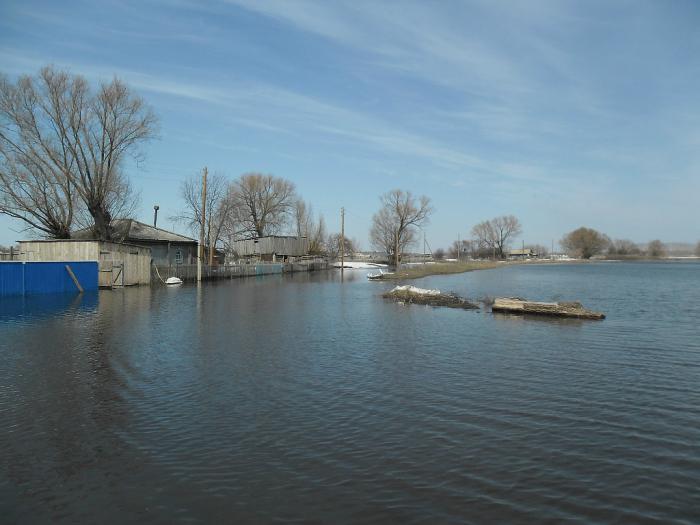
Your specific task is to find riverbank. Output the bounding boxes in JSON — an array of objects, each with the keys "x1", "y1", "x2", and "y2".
[{"x1": 381, "y1": 261, "x2": 499, "y2": 280}]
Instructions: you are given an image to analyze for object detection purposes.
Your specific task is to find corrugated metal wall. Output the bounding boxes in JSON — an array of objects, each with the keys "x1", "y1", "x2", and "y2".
[
  {"x1": 0, "y1": 261, "x2": 98, "y2": 296},
  {"x1": 0, "y1": 262, "x2": 24, "y2": 296},
  {"x1": 19, "y1": 240, "x2": 151, "y2": 287}
]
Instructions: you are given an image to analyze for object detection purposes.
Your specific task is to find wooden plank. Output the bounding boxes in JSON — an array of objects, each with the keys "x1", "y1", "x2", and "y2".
[
  {"x1": 492, "y1": 297, "x2": 605, "y2": 320},
  {"x1": 65, "y1": 264, "x2": 84, "y2": 293}
]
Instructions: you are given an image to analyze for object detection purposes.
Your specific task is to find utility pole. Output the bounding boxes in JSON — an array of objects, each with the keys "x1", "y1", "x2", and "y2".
[
  {"x1": 198, "y1": 166, "x2": 207, "y2": 283},
  {"x1": 457, "y1": 233, "x2": 460, "y2": 261},
  {"x1": 423, "y1": 231, "x2": 426, "y2": 264},
  {"x1": 340, "y1": 207, "x2": 345, "y2": 276}
]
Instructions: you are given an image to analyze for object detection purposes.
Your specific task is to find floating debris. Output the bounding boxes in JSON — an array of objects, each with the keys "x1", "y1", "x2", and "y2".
[
  {"x1": 491, "y1": 298, "x2": 605, "y2": 320},
  {"x1": 382, "y1": 285, "x2": 479, "y2": 310}
]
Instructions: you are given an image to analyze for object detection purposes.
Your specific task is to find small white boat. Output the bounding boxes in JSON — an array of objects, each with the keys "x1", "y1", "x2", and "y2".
[
  {"x1": 367, "y1": 270, "x2": 384, "y2": 280},
  {"x1": 165, "y1": 277, "x2": 183, "y2": 285}
]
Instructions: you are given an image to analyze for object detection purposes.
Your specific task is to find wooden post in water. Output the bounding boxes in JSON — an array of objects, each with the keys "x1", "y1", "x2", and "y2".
[{"x1": 65, "y1": 265, "x2": 83, "y2": 293}]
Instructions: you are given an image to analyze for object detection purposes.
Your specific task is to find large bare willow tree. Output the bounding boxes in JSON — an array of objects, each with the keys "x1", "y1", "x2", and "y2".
[
  {"x1": 227, "y1": 173, "x2": 296, "y2": 239},
  {"x1": 0, "y1": 66, "x2": 157, "y2": 240},
  {"x1": 370, "y1": 189, "x2": 432, "y2": 267},
  {"x1": 471, "y1": 215, "x2": 522, "y2": 259}
]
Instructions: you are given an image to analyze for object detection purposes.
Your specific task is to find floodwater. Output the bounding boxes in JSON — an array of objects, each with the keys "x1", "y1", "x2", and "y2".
[{"x1": 2, "y1": 262, "x2": 699, "y2": 524}]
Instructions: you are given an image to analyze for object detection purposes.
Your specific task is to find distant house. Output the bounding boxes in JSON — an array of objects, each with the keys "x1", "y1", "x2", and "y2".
[
  {"x1": 509, "y1": 248, "x2": 537, "y2": 259},
  {"x1": 74, "y1": 219, "x2": 213, "y2": 267},
  {"x1": 231, "y1": 236, "x2": 309, "y2": 262}
]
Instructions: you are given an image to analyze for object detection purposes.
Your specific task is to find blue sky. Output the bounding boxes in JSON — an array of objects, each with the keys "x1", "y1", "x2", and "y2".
[{"x1": 1, "y1": 0, "x2": 699, "y2": 249}]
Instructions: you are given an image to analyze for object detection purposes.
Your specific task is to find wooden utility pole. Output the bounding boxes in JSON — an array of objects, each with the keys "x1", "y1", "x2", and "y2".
[
  {"x1": 340, "y1": 207, "x2": 345, "y2": 275},
  {"x1": 198, "y1": 166, "x2": 207, "y2": 283},
  {"x1": 457, "y1": 233, "x2": 460, "y2": 261}
]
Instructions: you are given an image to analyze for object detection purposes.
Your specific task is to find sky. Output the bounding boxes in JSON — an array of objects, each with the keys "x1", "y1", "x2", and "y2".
[{"x1": 1, "y1": 0, "x2": 699, "y2": 250}]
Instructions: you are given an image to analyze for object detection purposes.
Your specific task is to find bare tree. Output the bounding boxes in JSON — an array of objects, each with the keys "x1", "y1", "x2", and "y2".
[
  {"x1": 561, "y1": 227, "x2": 610, "y2": 259},
  {"x1": 647, "y1": 239, "x2": 666, "y2": 258},
  {"x1": 471, "y1": 215, "x2": 522, "y2": 259},
  {"x1": 0, "y1": 67, "x2": 156, "y2": 240},
  {"x1": 227, "y1": 173, "x2": 296, "y2": 239},
  {"x1": 292, "y1": 198, "x2": 326, "y2": 254},
  {"x1": 308, "y1": 215, "x2": 327, "y2": 255},
  {"x1": 608, "y1": 239, "x2": 641, "y2": 256},
  {"x1": 326, "y1": 233, "x2": 356, "y2": 259},
  {"x1": 1, "y1": 72, "x2": 77, "y2": 237},
  {"x1": 294, "y1": 198, "x2": 311, "y2": 239},
  {"x1": 172, "y1": 171, "x2": 233, "y2": 264},
  {"x1": 433, "y1": 248, "x2": 445, "y2": 260},
  {"x1": 369, "y1": 189, "x2": 432, "y2": 267}
]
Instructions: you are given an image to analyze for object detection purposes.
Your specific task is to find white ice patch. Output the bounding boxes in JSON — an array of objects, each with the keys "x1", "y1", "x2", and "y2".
[{"x1": 390, "y1": 285, "x2": 441, "y2": 296}]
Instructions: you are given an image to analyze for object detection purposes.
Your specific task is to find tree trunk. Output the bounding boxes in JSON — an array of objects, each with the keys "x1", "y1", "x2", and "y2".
[
  {"x1": 394, "y1": 232, "x2": 400, "y2": 268},
  {"x1": 90, "y1": 205, "x2": 113, "y2": 241}
]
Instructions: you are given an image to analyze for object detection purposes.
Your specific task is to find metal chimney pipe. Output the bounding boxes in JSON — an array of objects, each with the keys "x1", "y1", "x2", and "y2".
[{"x1": 153, "y1": 205, "x2": 159, "y2": 228}]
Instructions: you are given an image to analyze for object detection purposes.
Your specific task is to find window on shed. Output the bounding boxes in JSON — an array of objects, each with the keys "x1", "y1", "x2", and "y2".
[{"x1": 175, "y1": 249, "x2": 183, "y2": 264}]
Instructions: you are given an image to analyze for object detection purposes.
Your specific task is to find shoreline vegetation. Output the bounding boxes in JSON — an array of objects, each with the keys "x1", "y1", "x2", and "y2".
[
  {"x1": 380, "y1": 261, "x2": 499, "y2": 280},
  {"x1": 374, "y1": 256, "x2": 698, "y2": 282}
]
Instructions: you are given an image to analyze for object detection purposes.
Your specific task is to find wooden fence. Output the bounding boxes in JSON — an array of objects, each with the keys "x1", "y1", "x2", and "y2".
[{"x1": 153, "y1": 260, "x2": 328, "y2": 283}]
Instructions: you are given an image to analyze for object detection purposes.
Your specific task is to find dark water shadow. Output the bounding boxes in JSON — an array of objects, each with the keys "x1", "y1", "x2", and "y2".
[
  {"x1": 0, "y1": 292, "x2": 98, "y2": 323},
  {"x1": 490, "y1": 310, "x2": 588, "y2": 327}
]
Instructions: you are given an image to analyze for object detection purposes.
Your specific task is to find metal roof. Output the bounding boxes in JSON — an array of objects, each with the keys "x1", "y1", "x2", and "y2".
[{"x1": 73, "y1": 219, "x2": 196, "y2": 244}]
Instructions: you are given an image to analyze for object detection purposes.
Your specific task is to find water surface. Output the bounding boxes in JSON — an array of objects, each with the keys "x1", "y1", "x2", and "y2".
[{"x1": 2, "y1": 262, "x2": 699, "y2": 523}]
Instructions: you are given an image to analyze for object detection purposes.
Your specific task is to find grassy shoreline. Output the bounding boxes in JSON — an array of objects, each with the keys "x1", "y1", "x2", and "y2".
[
  {"x1": 375, "y1": 256, "x2": 696, "y2": 281},
  {"x1": 380, "y1": 261, "x2": 500, "y2": 280}
]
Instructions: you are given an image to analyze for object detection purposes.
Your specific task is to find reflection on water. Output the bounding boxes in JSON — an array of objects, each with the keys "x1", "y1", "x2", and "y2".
[
  {"x1": 1, "y1": 262, "x2": 699, "y2": 523},
  {"x1": 0, "y1": 292, "x2": 98, "y2": 323}
]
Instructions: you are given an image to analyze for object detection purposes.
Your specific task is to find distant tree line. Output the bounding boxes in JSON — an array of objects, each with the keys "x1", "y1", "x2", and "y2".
[
  {"x1": 560, "y1": 227, "x2": 672, "y2": 259},
  {"x1": 432, "y1": 216, "x2": 524, "y2": 261}
]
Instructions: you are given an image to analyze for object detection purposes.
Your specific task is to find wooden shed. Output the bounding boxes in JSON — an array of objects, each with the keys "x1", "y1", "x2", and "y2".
[
  {"x1": 18, "y1": 240, "x2": 151, "y2": 288},
  {"x1": 231, "y1": 236, "x2": 309, "y2": 262}
]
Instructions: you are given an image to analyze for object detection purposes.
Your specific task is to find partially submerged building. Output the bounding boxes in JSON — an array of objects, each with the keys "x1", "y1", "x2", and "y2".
[
  {"x1": 231, "y1": 236, "x2": 309, "y2": 262},
  {"x1": 74, "y1": 219, "x2": 204, "y2": 267},
  {"x1": 509, "y1": 248, "x2": 538, "y2": 259},
  {"x1": 18, "y1": 239, "x2": 151, "y2": 287}
]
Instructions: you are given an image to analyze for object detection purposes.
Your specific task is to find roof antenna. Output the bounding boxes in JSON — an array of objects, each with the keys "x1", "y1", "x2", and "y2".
[{"x1": 153, "y1": 205, "x2": 159, "y2": 228}]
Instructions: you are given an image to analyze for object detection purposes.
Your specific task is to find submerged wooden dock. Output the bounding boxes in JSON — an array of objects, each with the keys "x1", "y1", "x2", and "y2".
[{"x1": 492, "y1": 298, "x2": 605, "y2": 320}]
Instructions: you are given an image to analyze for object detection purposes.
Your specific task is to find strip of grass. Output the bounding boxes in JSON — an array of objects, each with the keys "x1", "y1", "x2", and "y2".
[{"x1": 382, "y1": 261, "x2": 499, "y2": 280}]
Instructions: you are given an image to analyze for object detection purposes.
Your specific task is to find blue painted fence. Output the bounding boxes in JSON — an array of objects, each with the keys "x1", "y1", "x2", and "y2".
[{"x1": 0, "y1": 261, "x2": 98, "y2": 296}]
